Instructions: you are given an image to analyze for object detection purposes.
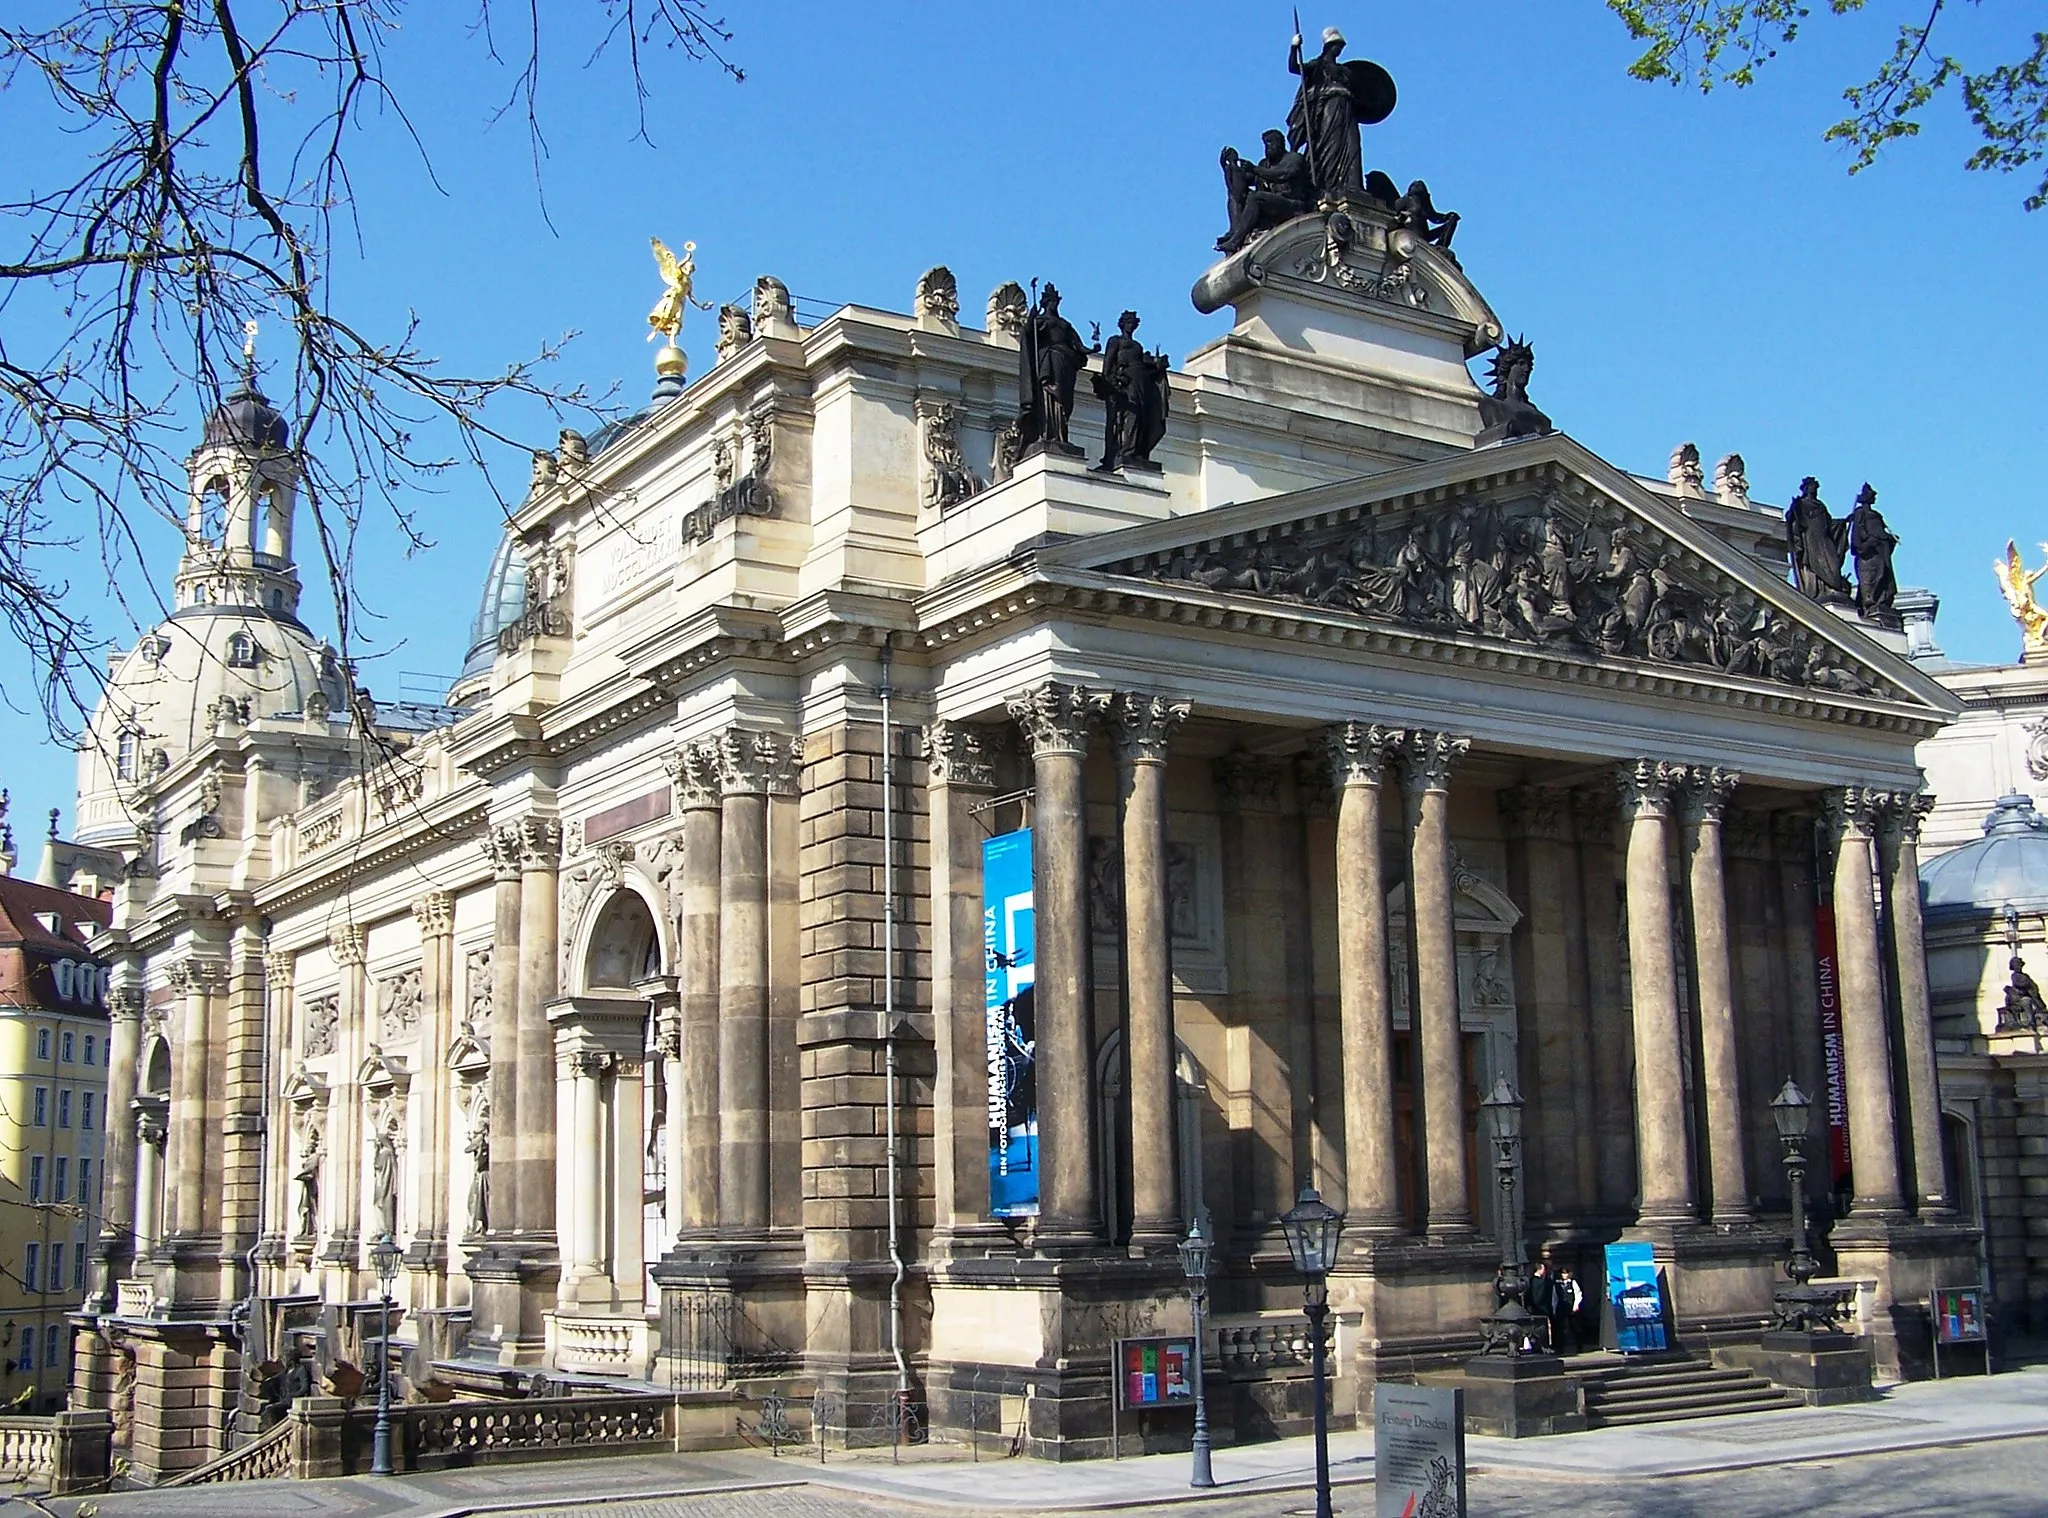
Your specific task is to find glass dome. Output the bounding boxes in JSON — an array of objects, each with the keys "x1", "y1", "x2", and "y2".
[{"x1": 1920, "y1": 793, "x2": 2048, "y2": 917}]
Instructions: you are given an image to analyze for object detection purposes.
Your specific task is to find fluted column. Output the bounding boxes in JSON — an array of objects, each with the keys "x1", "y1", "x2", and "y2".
[
  {"x1": 1109, "y1": 692, "x2": 1190, "y2": 1252},
  {"x1": 668, "y1": 743, "x2": 722, "y2": 1239},
  {"x1": 925, "y1": 721, "x2": 1002, "y2": 1244},
  {"x1": 714, "y1": 727, "x2": 797, "y2": 1237},
  {"x1": 1398, "y1": 729, "x2": 1473, "y2": 1234},
  {"x1": 1325, "y1": 722, "x2": 1402, "y2": 1233},
  {"x1": 484, "y1": 828, "x2": 523, "y2": 1238},
  {"x1": 1828, "y1": 787, "x2": 1905, "y2": 1215},
  {"x1": 1009, "y1": 682, "x2": 1110, "y2": 1251},
  {"x1": 1681, "y1": 767, "x2": 1751, "y2": 1224},
  {"x1": 1879, "y1": 792, "x2": 1948, "y2": 1214},
  {"x1": 409, "y1": 892, "x2": 455, "y2": 1272},
  {"x1": 322, "y1": 926, "x2": 366, "y2": 1265},
  {"x1": 259, "y1": 953, "x2": 296, "y2": 1267},
  {"x1": 96, "y1": 981, "x2": 144, "y2": 1295},
  {"x1": 516, "y1": 818, "x2": 563, "y2": 1238},
  {"x1": 562, "y1": 1049, "x2": 610, "y2": 1292},
  {"x1": 1617, "y1": 760, "x2": 1694, "y2": 1225},
  {"x1": 166, "y1": 957, "x2": 224, "y2": 1240}
]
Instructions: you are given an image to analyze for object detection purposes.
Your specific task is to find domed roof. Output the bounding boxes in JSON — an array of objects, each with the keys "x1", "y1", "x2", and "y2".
[
  {"x1": 449, "y1": 528, "x2": 529, "y2": 702},
  {"x1": 1920, "y1": 793, "x2": 2048, "y2": 917},
  {"x1": 73, "y1": 604, "x2": 349, "y2": 848},
  {"x1": 202, "y1": 382, "x2": 290, "y2": 450}
]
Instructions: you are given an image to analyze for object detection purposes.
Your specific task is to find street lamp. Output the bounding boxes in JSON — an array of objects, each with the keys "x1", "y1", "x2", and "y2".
[
  {"x1": 1176, "y1": 1215, "x2": 1215, "y2": 1489},
  {"x1": 1476, "y1": 1077, "x2": 1540, "y2": 1355},
  {"x1": 1769, "y1": 1079, "x2": 1844, "y2": 1334},
  {"x1": 1278, "y1": 1187, "x2": 1342, "y2": 1518},
  {"x1": 369, "y1": 1231, "x2": 401, "y2": 1476}
]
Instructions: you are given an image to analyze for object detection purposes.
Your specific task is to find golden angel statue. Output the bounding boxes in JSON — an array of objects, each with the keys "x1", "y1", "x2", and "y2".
[
  {"x1": 647, "y1": 237, "x2": 709, "y2": 344},
  {"x1": 1993, "y1": 539, "x2": 2048, "y2": 659}
]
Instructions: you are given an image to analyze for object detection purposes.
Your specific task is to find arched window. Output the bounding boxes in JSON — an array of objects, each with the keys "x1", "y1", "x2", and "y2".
[{"x1": 226, "y1": 631, "x2": 258, "y2": 668}]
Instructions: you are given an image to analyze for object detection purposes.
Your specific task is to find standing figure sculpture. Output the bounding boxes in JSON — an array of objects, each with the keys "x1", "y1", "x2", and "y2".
[
  {"x1": 1785, "y1": 477, "x2": 1852, "y2": 604},
  {"x1": 1995, "y1": 540, "x2": 2048, "y2": 660},
  {"x1": 372, "y1": 1127, "x2": 399, "y2": 1239},
  {"x1": 294, "y1": 1128, "x2": 323, "y2": 1239},
  {"x1": 1287, "y1": 26, "x2": 1397, "y2": 204},
  {"x1": 465, "y1": 1111, "x2": 491, "y2": 1238},
  {"x1": 1092, "y1": 311, "x2": 1171, "y2": 473},
  {"x1": 1847, "y1": 483, "x2": 1900, "y2": 624},
  {"x1": 1218, "y1": 129, "x2": 1315, "y2": 253},
  {"x1": 648, "y1": 238, "x2": 710, "y2": 344},
  {"x1": 1016, "y1": 283, "x2": 1093, "y2": 458}
]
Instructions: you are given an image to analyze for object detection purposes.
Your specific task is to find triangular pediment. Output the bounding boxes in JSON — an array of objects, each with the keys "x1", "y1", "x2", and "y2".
[{"x1": 1038, "y1": 434, "x2": 1957, "y2": 719}]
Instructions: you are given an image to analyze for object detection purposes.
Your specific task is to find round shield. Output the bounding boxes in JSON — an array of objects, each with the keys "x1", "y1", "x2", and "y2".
[{"x1": 1345, "y1": 59, "x2": 1398, "y2": 125}]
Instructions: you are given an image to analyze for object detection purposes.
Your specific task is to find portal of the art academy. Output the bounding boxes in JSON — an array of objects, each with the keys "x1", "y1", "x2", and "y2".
[{"x1": 57, "y1": 34, "x2": 1976, "y2": 1480}]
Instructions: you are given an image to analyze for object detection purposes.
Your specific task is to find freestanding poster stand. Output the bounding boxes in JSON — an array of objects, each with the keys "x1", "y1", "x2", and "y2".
[{"x1": 1931, "y1": 1284, "x2": 1990, "y2": 1379}]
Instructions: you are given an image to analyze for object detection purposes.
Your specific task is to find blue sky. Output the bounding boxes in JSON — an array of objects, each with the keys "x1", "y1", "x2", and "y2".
[{"x1": 5, "y1": 1, "x2": 2042, "y2": 858}]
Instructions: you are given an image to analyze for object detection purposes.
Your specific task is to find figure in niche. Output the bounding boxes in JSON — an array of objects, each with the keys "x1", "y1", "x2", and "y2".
[
  {"x1": 1785, "y1": 477, "x2": 1852, "y2": 603},
  {"x1": 1092, "y1": 312, "x2": 1171, "y2": 473},
  {"x1": 1848, "y1": 483, "x2": 1900, "y2": 625},
  {"x1": 1286, "y1": 26, "x2": 1397, "y2": 203},
  {"x1": 465, "y1": 1110, "x2": 491, "y2": 1238},
  {"x1": 1016, "y1": 284, "x2": 1094, "y2": 458},
  {"x1": 293, "y1": 1128, "x2": 323, "y2": 1238},
  {"x1": 1475, "y1": 336, "x2": 1553, "y2": 445},
  {"x1": 1392, "y1": 179, "x2": 1459, "y2": 259},
  {"x1": 1218, "y1": 130, "x2": 1315, "y2": 253},
  {"x1": 372, "y1": 1126, "x2": 399, "y2": 1239}
]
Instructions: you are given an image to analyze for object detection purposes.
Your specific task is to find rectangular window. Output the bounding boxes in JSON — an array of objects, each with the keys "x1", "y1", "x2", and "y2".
[
  {"x1": 83, "y1": 1035, "x2": 95, "y2": 1066},
  {"x1": 52, "y1": 1158, "x2": 67, "y2": 1204},
  {"x1": 35, "y1": 1029, "x2": 49, "y2": 1061},
  {"x1": 47, "y1": 1243, "x2": 62, "y2": 1295},
  {"x1": 77, "y1": 1159, "x2": 92, "y2": 1204},
  {"x1": 32, "y1": 1088, "x2": 46, "y2": 1127},
  {"x1": 79, "y1": 1093, "x2": 93, "y2": 1132},
  {"x1": 72, "y1": 1244, "x2": 84, "y2": 1292},
  {"x1": 25, "y1": 1243, "x2": 39, "y2": 1293},
  {"x1": 28, "y1": 1156, "x2": 43, "y2": 1203},
  {"x1": 57, "y1": 1090, "x2": 70, "y2": 1128},
  {"x1": 44, "y1": 1323, "x2": 59, "y2": 1367},
  {"x1": 17, "y1": 1325, "x2": 32, "y2": 1373},
  {"x1": 59, "y1": 1031, "x2": 73, "y2": 1063}
]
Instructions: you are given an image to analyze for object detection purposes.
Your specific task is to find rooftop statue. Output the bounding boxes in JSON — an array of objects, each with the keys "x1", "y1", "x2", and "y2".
[
  {"x1": 1994, "y1": 539, "x2": 2048, "y2": 660},
  {"x1": 1391, "y1": 179, "x2": 1458, "y2": 259},
  {"x1": 1847, "y1": 483, "x2": 1900, "y2": 626},
  {"x1": 1785, "y1": 477, "x2": 1852, "y2": 605},
  {"x1": 1218, "y1": 130, "x2": 1315, "y2": 253},
  {"x1": 1475, "y1": 336, "x2": 1552, "y2": 445},
  {"x1": 1091, "y1": 310, "x2": 1171, "y2": 474},
  {"x1": 1287, "y1": 24, "x2": 1397, "y2": 204},
  {"x1": 1015, "y1": 283, "x2": 1095, "y2": 459},
  {"x1": 647, "y1": 238, "x2": 708, "y2": 345}
]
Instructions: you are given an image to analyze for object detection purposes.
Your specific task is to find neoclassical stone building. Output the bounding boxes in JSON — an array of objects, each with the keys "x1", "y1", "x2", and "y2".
[{"x1": 62, "y1": 186, "x2": 1974, "y2": 1477}]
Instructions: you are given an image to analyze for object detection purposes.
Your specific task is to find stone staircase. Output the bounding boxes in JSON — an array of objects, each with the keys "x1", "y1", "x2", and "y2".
[{"x1": 1578, "y1": 1354, "x2": 1805, "y2": 1428}]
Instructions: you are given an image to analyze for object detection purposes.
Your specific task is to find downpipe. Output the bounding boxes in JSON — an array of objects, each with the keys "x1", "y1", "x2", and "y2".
[{"x1": 879, "y1": 635, "x2": 911, "y2": 1412}]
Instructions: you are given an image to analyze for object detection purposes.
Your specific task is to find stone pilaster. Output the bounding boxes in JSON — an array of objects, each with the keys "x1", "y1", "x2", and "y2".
[
  {"x1": 407, "y1": 891, "x2": 456, "y2": 1280},
  {"x1": 1878, "y1": 792, "x2": 1949, "y2": 1215},
  {"x1": 93, "y1": 980, "x2": 144, "y2": 1304},
  {"x1": 1680, "y1": 766, "x2": 1751, "y2": 1224},
  {"x1": 217, "y1": 915, "x2": 269, "y2": 1299},
  {"x1": 1108, "y1": 692, "x2": 1190, "y2": 1253},
  {"x1": 256, "y1": 952, "x2": 295, "y2": 1270},
  {"x1": 1398, "y1": 728, "x2": 1474, "y2": 1235},
  {"x1": 668, "y1": 742, "x2": 723, "y2": 1240},
  {"x1": 1616, "y1": 759, "x2": 1694, "y2": 1225},
  {"x1": 1826, "y1": 788, "x2": 1905, "y2": 1216},
  {"x1": 1009, "y1": 681, "x2": 1110, "y2": 1251},
  {"x1": 1325, "y1": 722, "x2": 1402, "y2": 1233},
  {"x1": 321, "y1": 925, "x2": 366, "y2": 1276},
  {"x1": 1572, "y1": 785, "x2": 1636, "y2": 1216},
  {"x1": 515, "y1": 816, "x2": 562, "y2": 1239}
]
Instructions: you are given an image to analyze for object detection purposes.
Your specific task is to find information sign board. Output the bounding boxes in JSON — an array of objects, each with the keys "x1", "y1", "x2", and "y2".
[
  {"x1": 1604, "y1": 1241, "x2": 1669, "y2": 1354},
  {"x1": 1375, "y1": 1382, "x2": 1466, "y2": 1518},
  {"x1": 1114, "y1": 1336, "x2": 1193, "y2": 1410}
]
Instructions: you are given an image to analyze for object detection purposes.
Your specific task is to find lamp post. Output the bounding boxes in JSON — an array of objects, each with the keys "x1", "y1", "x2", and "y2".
[
  {"x1": 1279, "y1": 1187, "x2": 1343, "y2": 1518},
  {"x1": 369, "y1": 1231, "x2": 400, "y2": 1476},
  {"x1": 1177, "y1": 1215, "x2": 1215, "y2": 1490},
  {"x1": 1476, "y1": 1076, "x2": 1537, "y2": 1354},
  {"x1": 1769, "y1": 1079, "x2": 1845, "y2": 1334}
]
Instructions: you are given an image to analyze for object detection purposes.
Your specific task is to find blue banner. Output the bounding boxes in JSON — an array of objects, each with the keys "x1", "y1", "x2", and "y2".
[
  {"x1": 1604, "y1": 1241, "x2": 1669, "y2": 1354},
  {"x1": 984, "y1": 828, "x2": 1038, "y2": 1218}
]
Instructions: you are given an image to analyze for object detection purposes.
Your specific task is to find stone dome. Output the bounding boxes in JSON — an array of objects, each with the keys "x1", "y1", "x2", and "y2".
[
  {"x1": 73, "y1": 603, "x2": 349, "y2": 848},
  {"x1": 447, "y1": 528, "x2": 529, "y2": 706},
  {"x1": 1920, "y1": 793, "x2": 2048, "y2": 918},
  {"x1": 202, "y1": 382, "x2": 289, "y2": 451}
]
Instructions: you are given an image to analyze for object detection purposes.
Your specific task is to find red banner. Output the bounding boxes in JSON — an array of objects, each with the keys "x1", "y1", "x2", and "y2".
[{"x1": 1812, "y1": 904, "x2": 1853, "y2": 1190}]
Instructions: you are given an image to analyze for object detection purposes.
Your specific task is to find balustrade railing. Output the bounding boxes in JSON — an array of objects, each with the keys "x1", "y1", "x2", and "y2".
[
  {"x1": 395, "y1": 1394, "x2": 668, "y2": 1471},
  {"x1": 162, "y1": 1418, "x2": 291, "y2": 1486},
  {"x1": 1210, "y1": 1315, "x2": 1313, "y2": 1374},
  {"x1": 0, "y1": 1418, "x2": 54, "y2": 1482}
]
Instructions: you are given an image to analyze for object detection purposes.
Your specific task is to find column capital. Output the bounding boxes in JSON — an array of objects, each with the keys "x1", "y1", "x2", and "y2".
[
  {"x1": 1876, "y1": 789, "x2": 1935, "y2": 846},
  {"x1": 1395, "y1": 729, "x2": 1470, "y2": 796},
  {"x1": 517, "y1": 815, "x2": 565, "y2": 871},
  {"x1": 1322, "y1": 720, "x2": 1399, "y2": 788},
  {"x1": 107, "y1": 986, "x2": 146, "y2": 1023},
  {"x1": 1770, "y1": 808, "x2": 1819, "y2": 858},
  {"x1": 1678, "y1": 765, "x2": 1742, "y2": 826},
  {"x1": 135, "y1": 1103, "x2": 168, "y2": 1150},
  {"x1": 411, "y1": 890, "x2": 455, "y2": 938},
  {"x1": 1498, "y1": 785, "x2": 1570, "y2": 841},
  {"x1": 712, "y1": 727, "x2": 801, "y2": 797},
  {"x1": 664, "y1": 740, "x2": 722, "y2": 811},
  {"x1": 263, "y1": 951, "x2": 296, "y2": 992},
  {"x1": 1106, "y1": 692, "x2": 1190, "y2": 765},
  {"x1": 1213, "y1": 751, "x2": 1287, "y2": 812},
  {"x1": 1569, "y1": 784, "x2": 1617, "y2": 846},
  {"x1": 1007, "y1": 681, "x2": 1108, "y2": 758},
  {"x1": 1823, "y1": 785, "x2": 1887, "y2": 841},
  {"x1": 485, "y1": 824, "x2": 523, "y2": 881},
  {"x1": 1724, "y1": 808, "x2": 1775, "y2": 861},
  {"x1": 567, "y1": 1049, "x2": 615, "y2": 1080},
  {"x1": 922, "y1": 720, "x2": 1001, "y2": 790},
  {"x1": 1614, "y1": 759, "x2": 1687, "y2": 821},
  {"x1": 166, "y1": 955, "x2": 232, "y2": 993}
]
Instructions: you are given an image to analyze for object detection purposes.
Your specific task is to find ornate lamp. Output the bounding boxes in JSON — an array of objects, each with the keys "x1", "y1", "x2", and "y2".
[
  {"x1": 1769, "y1": 1078, "x2": 1844, "y2": 1334},
  {"x1": 1278, "y1": 1188, "x2": 1343, "y2": 1518},
  {"x1": 1177, "y1": 1216, "x2": 1215, "y2": 1490},
  {"x1": 1476, "y1": 1076, "x2": 1541, "y2": 1355},
  {"x1": 369, "y1": 1231, "x2": 401, "y2": 1476}
]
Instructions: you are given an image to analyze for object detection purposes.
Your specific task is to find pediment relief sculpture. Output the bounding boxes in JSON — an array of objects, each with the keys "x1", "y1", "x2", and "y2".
[{"x1": 1102, "y1": 488, "x2": 1881, "y2": 699}]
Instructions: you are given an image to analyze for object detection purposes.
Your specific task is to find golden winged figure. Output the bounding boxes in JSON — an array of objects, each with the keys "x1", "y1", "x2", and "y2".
[
  {"x1": 1993, "y1": 538, "x2": 2048, "y2": 658},
  {"x1": 648, "y1": 237, "x2": 709, "y2": 343}
]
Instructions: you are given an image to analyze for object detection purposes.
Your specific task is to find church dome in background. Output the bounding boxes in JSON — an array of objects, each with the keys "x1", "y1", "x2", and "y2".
[
  {"x1": 1920, "y1": 793, "x2": 2048, "y2": 917},
  {"x1": 447, "y1": 526, "x2": 528, "y2": 707}
]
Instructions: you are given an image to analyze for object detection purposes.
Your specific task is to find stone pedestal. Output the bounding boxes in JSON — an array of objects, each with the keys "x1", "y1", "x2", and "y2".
[
  {"x1": 1452, "y1": 1353, "x2": 1586, "y2": 1437},
  {"x1": 1634, "y1": 1221, "x2": 1782, "y2": 1337},
  {"x1": 1715, "y1": 1332, "x2": 1874, "y2": 1406},
  {"x1": 460, "y1": 1239, "x2": 559, "y2": 1366},
  {"x1": 1827, "y1": 1215, "x2": 1982, "y2": 1379}
]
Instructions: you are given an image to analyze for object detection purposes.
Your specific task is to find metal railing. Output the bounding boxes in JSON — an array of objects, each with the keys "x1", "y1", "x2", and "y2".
[{"x1": 662, "y1": 1293, "x2": 799, "y2": 1390}]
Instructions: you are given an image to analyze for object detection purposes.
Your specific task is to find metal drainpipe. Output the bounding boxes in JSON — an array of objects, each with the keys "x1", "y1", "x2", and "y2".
[{"x1": 879, "y1": 634, "x2": 910, "y2": 1405}]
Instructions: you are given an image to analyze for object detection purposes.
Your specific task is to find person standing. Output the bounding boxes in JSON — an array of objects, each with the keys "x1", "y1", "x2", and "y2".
[
  {"x1": 1553, "y1": 1264, "x2": 1585, "y2": 1355},
  {"x1": 1527, "y1": 1257, "x2": 1556, "y2": 1352}
]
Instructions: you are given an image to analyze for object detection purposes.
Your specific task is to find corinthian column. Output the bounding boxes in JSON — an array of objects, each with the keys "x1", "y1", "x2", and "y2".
[
  {"x1": 516, "y1": 817, "x2": 563, "y2": 1237},
  {"x1": 1325, "y1": 721, "x2": 1402, "y2": 1233},
  {"x1": 1109, "y1": 692, "x2": 1190, "y2": 1252},
  {"x1": 323, "y1": 926, "x2": 366, "y2": 1266},
  {"x1": 1828, "y1": 787, "x2": 1905, "y2": 1216},
  {"x1": 96, "y1": 981, "x2": 145, "y2": 1299},
  {"x1": 1398, "y1": 728, "x2": 1473, "y2": 1234},
  {"x1": 409, "y1": 891, "x2": 455, "y2": 1273},
  {"x1": 714, "y1": 727, "x2": 798, "y2": 1237},
  {"x1": 668, "y1": 743, "x2": 723, "y2": 1239},
  {"x1": 1009, "y1": 681, "x2": 1111, "y2": 1251},
  {"x1": 1681, "y1": 767, "x2": 1751, "y2": 1224},
  {"x1": 1879, "y1": 792, "x2": 1949, "y2": 1214},
  {"x1": 1616, "y1": 760, "x2": 1694, "y2": 1225},
  {"x1": 484, "y1": 826, "x2": 523, "y2": 1238}
]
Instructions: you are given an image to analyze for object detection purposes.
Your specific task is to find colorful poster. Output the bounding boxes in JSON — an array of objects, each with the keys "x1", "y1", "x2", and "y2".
[
  {"x1": 1116, "y1": 1336, "x2": 1193, "y2": 1409},
  {"x1": 984, "y1": 828, "x2": 1039, "y2": 1218},
  {"x1": 1604, "y1": 1241, "x2": 1669, "y2": 1354},
  {"x1": 1813, "y1": 903, "x2": 1854, "y2": 1192},
  {"x1": 1935, "y1": 1287, "x2": 1985, "y2": 1344}
]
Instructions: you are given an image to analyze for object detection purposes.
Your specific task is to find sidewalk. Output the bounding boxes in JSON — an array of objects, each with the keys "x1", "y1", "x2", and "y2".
[{"x1": 37, "y1": 1364, "x2": 2048, "y2": 1518}]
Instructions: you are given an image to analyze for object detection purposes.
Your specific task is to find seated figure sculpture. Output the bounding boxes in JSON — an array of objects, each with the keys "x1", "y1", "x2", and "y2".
[
  {"x1": 1392, "y1": 178, "x2": 1459, "y2": 261},
  {"x1": 1218, "y1": 129, "x2": 1315, "y2": 253}
]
